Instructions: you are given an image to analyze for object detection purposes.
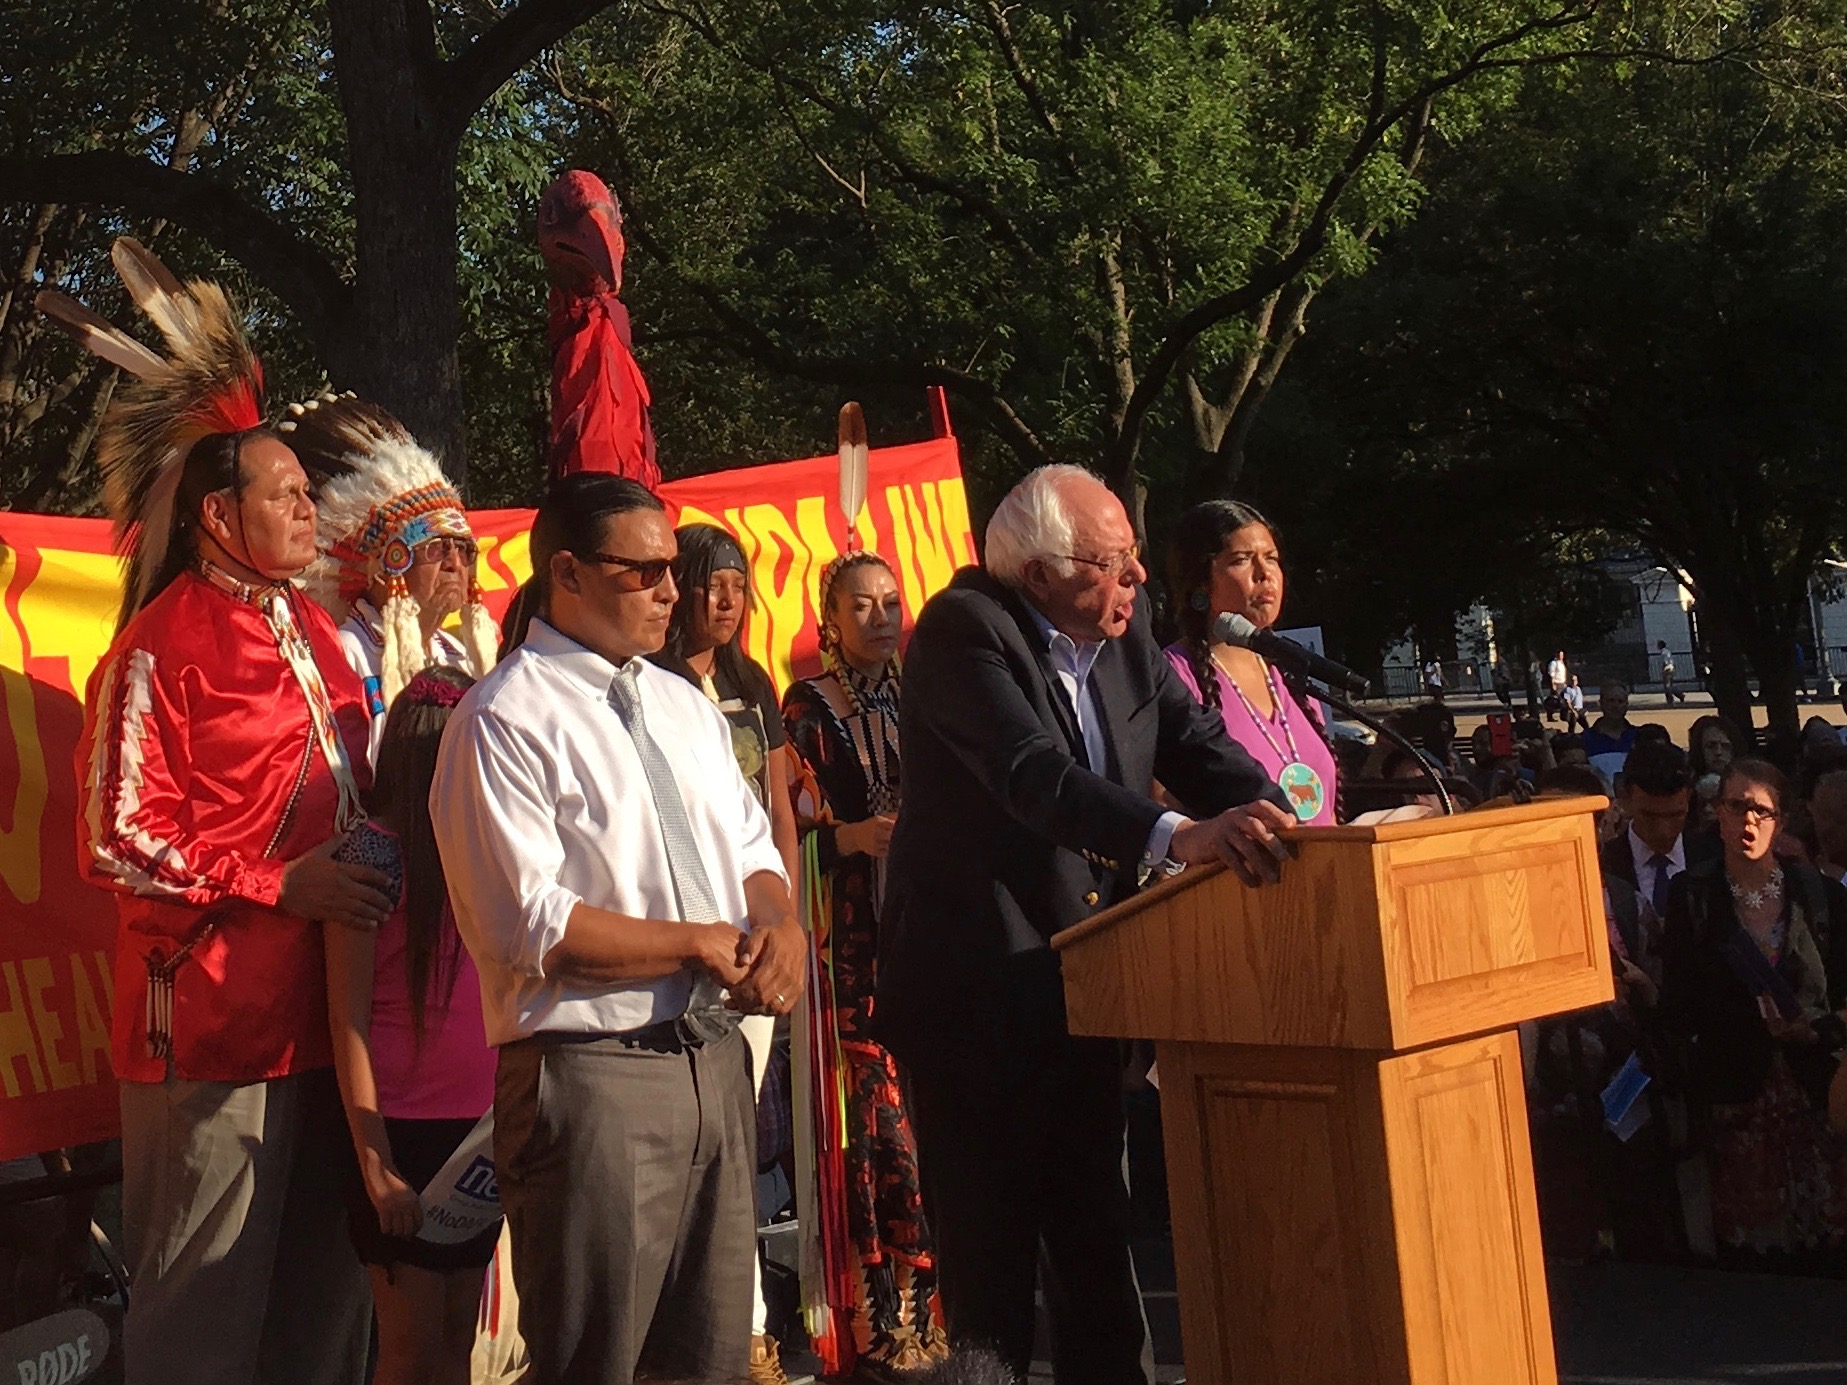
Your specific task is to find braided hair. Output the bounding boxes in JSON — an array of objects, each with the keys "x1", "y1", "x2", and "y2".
[
  {"x1": 818, "y1": 549, "x2": 900, "y2": 714},
  {"x1": 1163, "y1": 499, "x2": 1274, "y2": 712}
]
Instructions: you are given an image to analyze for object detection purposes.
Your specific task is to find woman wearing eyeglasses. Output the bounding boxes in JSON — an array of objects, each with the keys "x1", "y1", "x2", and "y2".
[
  {"x1": 1657, "y1": 758, "x2": 1847, "y2": 1263},
  {"x1": 1161, "y1": 500, "x2": 1339, "y2": 825}
]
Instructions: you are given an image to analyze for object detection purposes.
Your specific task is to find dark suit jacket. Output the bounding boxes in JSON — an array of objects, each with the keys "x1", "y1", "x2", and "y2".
[
  {"x1": 874, "y1": 566, "x2": 1286, "y2": 1089},
  {"x1": 1656, "y1": 859, "x2": 1839, "y2": 1107},
  {"x1": 1597, "y1": 825, "x2": 1719, "y2": 896}
]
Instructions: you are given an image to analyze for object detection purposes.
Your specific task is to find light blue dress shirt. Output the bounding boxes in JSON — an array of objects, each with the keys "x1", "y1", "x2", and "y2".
[{"x1": 1022, "y1": 601, "x2": 1185, "y2": 868}]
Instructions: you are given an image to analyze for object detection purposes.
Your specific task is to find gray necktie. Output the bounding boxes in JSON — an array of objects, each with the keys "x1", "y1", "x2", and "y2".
[{"x1": 608, "y1": 662, "x2": 738, "y2": 1043}]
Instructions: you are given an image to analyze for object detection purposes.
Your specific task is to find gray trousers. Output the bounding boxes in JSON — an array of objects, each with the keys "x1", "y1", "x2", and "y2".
[
  {"x1": 119, "y1": 1067, "x2": 370, "y2": 1385},
  {"x1": 495, "y1": 1026, "x2": 757, "y2": 1385}
]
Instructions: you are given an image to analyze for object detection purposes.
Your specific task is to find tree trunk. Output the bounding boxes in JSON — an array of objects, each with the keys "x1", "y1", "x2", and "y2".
[
  {"x1": 337, "y1": 145, "x2": 465, "y2": 471},
  {"x1": 326, "y1": 0, "x2": 468, "y2": 478},
  {"x1": 1696, "y1": 601, "x2": 1757, "y2": 740},
  {"x1": 1747, "y1": 632, "x2": 1801, "y2": 740},
  {"x1": 1184, "y1": 280, "x2": 1313, "y2": 505}
]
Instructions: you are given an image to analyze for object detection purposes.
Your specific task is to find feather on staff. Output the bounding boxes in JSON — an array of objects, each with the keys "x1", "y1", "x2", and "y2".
[{"x1": 838, "y1": 401, "x2": 868, "y2": 550}]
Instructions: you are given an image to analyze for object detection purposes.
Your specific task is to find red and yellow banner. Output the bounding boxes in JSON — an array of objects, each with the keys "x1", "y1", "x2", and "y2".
[{"x1": 0, "y1": 437, "x2": 973, "y2": 1160}]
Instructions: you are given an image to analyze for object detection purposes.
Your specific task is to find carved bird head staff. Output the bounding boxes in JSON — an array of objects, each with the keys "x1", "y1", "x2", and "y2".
[{"x1": 539, "y1": 169, "x2": 626, "y2": 297}]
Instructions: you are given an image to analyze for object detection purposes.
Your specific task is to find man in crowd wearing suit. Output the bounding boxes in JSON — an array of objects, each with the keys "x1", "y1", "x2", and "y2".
[
  {"x1": 877, "y1": 464, "x2": 1293, "y2": 1385},
  {"x1": 1600, "y1": 741, "x2": 1716, "y2": 962}
]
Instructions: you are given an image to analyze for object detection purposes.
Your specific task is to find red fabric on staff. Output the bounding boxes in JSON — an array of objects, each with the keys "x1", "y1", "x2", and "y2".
[{"x1": 546, "y1": 289, "x2": 660, "y2": 490}]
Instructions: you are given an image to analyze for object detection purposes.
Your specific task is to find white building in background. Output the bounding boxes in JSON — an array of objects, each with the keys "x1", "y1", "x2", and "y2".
[
  {"x1": 1625, "y1": 560, "x2": 1696, "y2": 683},
  {"x1": 1628, "y1": 559, "x2": 1847, "y2": 691},
  {"x1": 1815, "y1": 563, "x2": 1847, "y2": 686},
  {"x1": 1385, "y1": 556, "x2": 1847, "y2": 698}
]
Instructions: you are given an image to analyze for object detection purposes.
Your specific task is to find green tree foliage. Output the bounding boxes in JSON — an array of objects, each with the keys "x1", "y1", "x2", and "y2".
[
  {"x1": 1254, "y1": 20, "x2": 1847, "y2": 729},
  {"x1": 1, "y1": 0, "x2": 612, "y2": 501},
  {"x1": 2, "y1": 0, "x2": 1734, "y2": 512},
  {"x1": 553, "y1": 0, "x2": 1725, "y2": 506}
]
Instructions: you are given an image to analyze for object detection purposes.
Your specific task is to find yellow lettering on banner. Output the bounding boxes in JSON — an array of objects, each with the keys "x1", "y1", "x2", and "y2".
[
  {"x1": 474, "y1": 533, "x2": 525, "y2": 595},
  {"x1": 0, "y1": 960, "x2": 48, "y2": 1098},
  {"x1": 733, "y1": 504, "x2": 818, "y2": 690},
  {"x1": 0, "y1": 545, "x2": 48, "y2": 905},
  {"x1": 886, "y1": 481, "x2": 970, "y2": 616},
  {"x1": 14, "y1": 548, "x2": 124, "y2": 701},
  {"x1": 939, "y1": 477, "x2": 976, "y2": 567},
  {"x1": 71, "y1": 951, "x2": 113, "y2": 1086},
  {"x1": 675, "y1": 504, "x2": 725, "y2": 532},
  {"x1": 793, "y1": 497, "x2": 842, "y2": 615},
  {"x1": 23, "y1": 956, "x2": 79, "y2": 1091},
  {"x1": 0, "y1": 672, "x2": 46, "y2": 907}
]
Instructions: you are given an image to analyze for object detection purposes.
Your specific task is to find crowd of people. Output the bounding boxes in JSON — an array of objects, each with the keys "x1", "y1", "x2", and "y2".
[
  {"x1": 1357, "y1": 678, "x2": 1847, "y2": 1272},
  {"x1": 42, "y1": 253, "x2": 1847, "y2": 1385},
  {"x1": 64, "y1": 262, "x2": 1305, "y2": 1385},
  {"x1": 1521, "y1": 725, "x2": 1847, "y2": 1273}
]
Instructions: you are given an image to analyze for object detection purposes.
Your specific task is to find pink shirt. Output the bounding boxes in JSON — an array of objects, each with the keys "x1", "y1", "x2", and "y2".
[
  {"x1": 369, "y1": 849, "x2": 496, "y2": 1120},
  {"x1": 1163, "y1": 642, "x2": 1339, "y2": 827}
]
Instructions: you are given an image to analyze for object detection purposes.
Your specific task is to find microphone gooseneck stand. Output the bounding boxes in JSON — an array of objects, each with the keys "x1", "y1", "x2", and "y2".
[{"x1": 1313, "y1": 685, "x2": 1456, "y2": 817}]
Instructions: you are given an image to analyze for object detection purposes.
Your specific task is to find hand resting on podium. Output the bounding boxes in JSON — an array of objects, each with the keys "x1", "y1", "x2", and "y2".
[{"x1": 1167, "y1": 799, "x2": 1297, "y2": 887}]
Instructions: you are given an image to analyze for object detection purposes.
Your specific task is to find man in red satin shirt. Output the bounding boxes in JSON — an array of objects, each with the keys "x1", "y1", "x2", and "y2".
[{"x1": 78, "y1": 427, "x2": 394, "y2": 1385}]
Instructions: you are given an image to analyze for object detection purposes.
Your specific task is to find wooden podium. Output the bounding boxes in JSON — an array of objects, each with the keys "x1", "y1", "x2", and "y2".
[{"x1": 1051, "y1": 798, "x2": 1613, "y2": 1385}]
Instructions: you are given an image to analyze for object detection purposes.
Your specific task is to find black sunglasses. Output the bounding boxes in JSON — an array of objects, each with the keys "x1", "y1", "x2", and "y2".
[{"x1": 574, "y1": 550, "x2": 673, "y2": 592}]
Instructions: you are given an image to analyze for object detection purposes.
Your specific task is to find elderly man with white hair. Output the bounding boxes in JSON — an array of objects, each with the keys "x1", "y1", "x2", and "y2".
[{"x1": 875, "y1": 464, "x2": 1293, "y2": 1385}]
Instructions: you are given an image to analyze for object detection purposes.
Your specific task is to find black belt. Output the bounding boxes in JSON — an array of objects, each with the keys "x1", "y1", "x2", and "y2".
[{"x1": 522, "y1": 1016, "x2": 730, "y2": 1055}]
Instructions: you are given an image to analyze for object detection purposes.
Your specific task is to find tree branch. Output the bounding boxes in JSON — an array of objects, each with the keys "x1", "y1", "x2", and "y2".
[
  {"x1": 0, "y1": 152, "x2": 350, "y2": 342},
  {"x1": 1101, "y1": 3, "x2": 1602, "y2": 484},
  {"x1": 619, "y1": 185, "x2": 1051, "y2": 469},
  {"x1": 637, "y1": 0, "x2": 1034, "y2": 252},
  {"x1": 440, "y1": 0, "x2": 620, "y2": 131},
  {"x1": 978, "y1": 0, "x2": 1081, "y2": 180}
]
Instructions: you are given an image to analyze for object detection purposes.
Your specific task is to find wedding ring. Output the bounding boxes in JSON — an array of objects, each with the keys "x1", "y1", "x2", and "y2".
[{"x1": 776, "y1": 992, "x2": 786, "y2": 1006}]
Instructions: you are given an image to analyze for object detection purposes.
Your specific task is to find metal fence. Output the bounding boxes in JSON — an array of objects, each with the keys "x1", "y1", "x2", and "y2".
[
  {"x1": 1379, "y1": 654, "x2": 1681, "y2": 705},
  {"x1": 1375, "y1": 650, "x2": 1847, "y2": 705}
]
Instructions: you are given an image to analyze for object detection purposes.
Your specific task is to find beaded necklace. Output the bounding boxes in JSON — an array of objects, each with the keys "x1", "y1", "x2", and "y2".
[
  {"x1": 829, "y1": 660, "x2": 901, "y2": 817},
  {"x1": 1212, "y1": 649, "x2": 1325, "y2": 823}
]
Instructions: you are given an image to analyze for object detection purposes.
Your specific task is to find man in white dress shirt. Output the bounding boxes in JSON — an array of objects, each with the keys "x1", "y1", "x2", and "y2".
[
  {"x1": 1547, "y1": 650, "x2": 1568, "y2": 721},
  {"x1": 432, "y1": 473, "x2": 804, "y2": 1385}
]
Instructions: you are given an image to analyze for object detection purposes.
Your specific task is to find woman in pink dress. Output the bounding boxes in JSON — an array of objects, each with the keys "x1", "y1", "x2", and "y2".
[
  {"x1": 327, "y1": 667, "x2": 499, "y2": 1385},
  {"x1": 1161, "y1": 501, "x2": 1339, "y2": 826}
]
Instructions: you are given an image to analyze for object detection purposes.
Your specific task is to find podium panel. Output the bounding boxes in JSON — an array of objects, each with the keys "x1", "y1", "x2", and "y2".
[
  {"x1": 1056, "y1": 798, "x2": 1612, "y2": 1051},
  {"x1": 1378, "y1": 813, "x2": 1605, "y2": 1049},
  {"x1": 1158, "y1": 1033, "x2": 1555, "y2": 1385},
  {"x1": 1053, "y1": 800, "x2": 1610, "y2": 1385}
]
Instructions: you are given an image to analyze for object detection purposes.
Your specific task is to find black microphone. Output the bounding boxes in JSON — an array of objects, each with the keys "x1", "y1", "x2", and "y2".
[{"x1": 1212, "y1": 612, "x2": 1371, "y2": 696}]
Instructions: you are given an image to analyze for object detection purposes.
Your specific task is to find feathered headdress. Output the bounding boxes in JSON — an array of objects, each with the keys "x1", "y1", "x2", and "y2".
[
  {"x1": 283, "y1": 393, "x2": 496, "y2": 704},
  {"x1": 37, "y1": 238, "x2": 266, "y2": 630}
]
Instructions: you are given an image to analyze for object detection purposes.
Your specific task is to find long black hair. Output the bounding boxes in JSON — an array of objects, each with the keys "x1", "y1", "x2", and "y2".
[
  {"x1": 654, "y1": 523, "x2": 758, "y2": 692},
  {"x1": 1162, "y1": 499, "x2": 1274, "y2": 711},
  {"x1": 135, "y1": 425, "x2": 282, "y2": 628},
  {"x1": 501, "y1": 472, "x2": 665, "y2": 654},
  {"x1": 369, "y1": 665, "x2": 474, "y2": 1047}
]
